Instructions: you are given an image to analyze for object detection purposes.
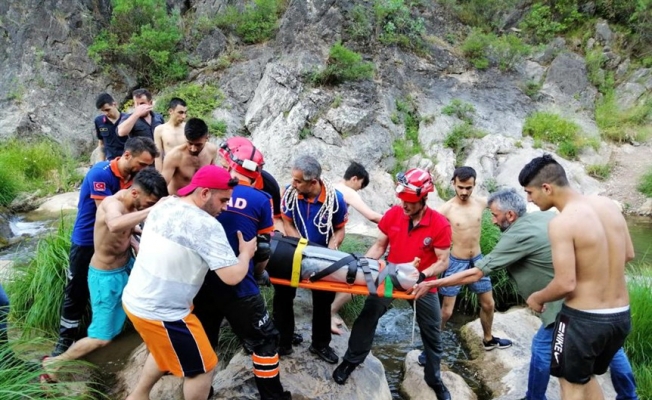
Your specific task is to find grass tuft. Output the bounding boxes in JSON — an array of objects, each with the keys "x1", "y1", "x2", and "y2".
[
  {"x1": 522, "y1": 112, "x2": 589, "y2": 160},
  {"x1": 638, "y1": 167, "x2": 652, "y2": 198}
]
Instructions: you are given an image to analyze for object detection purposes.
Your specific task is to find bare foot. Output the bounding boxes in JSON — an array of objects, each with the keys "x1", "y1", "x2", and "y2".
[{"x1": 331, "y1": 316, "x2": 343, "y2": 335}]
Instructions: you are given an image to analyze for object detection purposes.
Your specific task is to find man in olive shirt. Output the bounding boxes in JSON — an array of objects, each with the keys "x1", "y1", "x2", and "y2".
[{"x1": 411, "y1": 188, "x2": 637, "y2": 400}]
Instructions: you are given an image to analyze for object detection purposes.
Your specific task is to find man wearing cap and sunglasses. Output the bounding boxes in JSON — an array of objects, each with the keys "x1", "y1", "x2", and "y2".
[
  {"x1": 332, "y1": 168, "x2": 453, "y2": 400},
  {"x1": 122, "y1": 165, "x2": 257, "y2": 400},
  {"x1": 162, "y1": 117, "x2": 218, "y2": 195},
  {"x1": 193, "y1": 144, "x2": 291, "y2": 400}
]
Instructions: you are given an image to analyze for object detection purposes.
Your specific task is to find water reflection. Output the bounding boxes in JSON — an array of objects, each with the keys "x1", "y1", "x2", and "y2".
[{"x1": 625, "y1": 216, "x2": 652, "y2": 266}]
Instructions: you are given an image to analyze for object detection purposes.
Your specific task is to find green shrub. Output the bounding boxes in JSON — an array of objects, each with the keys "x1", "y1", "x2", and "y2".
[
  {"x1": 7, "y1": 217, "x2": 73, "y2": 339},
  {"x1": 638, "y1": 167, "x2": 652, "y2": 198},
  {"x1": 626, "y1": 267, "x2": 652, "y2": 398},
  {"x1": 435, "y1": 182, "x2": 455, "y2": 201},
  {"x1": 444, "y1": 123, "x2": 485, "y2": 165},
  {"x1": 347, "y1": 4, "x2": 374, "y2": 42},
  {"x1": 596, "y1": 93, "x2": 652, "y2": 143},
  {"x1": 215, "y1": 0, "x2": 286, "y2": 44},
  {"x1": 311, "y1": 42, "x2": 374, "y2": 85},
  {"x1": 523, "y1": 80, "x2": 543, "y2": 98},
  {"x1": 438, "y1": 0, "x2": 520, "y2": 31},
  {"x1": 522, "y1": 112, "x2": 587, "y2": 160},
  {"x1": 373, "y1": 0, "x2": 426, "y2": 52},
  {"x1": 585, "y1": 164, "x2": 612, "y2": 180},
  {"x1": 442, "y1": 99, "x2": 476, "y2": 124},
  {"x1": 461, "y1": 29, "x2": 530, "y2": 71},
  {"x1": 0, "y1": 139, "x2": 82, "y2": 206},
  {"x1": 154, "y1": 83, "x2": 227, "y2": 136},
  {"x1": 88, "y1": 0, "x2": 186, "y2": 88},
  {"x1": 519, "y1": 2, "x2": 583, "y2": 44},
  {"x1": 391, "y1": 97, "x2": 422, "y2": 174}
]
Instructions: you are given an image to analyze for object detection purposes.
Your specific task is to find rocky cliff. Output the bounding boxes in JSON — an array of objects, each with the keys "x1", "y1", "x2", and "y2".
[{"x1": 1, "y1": 0, "x2": 650, "y2": 224}]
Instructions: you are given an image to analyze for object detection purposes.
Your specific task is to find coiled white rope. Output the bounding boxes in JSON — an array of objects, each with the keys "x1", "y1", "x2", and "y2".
[{"x1": 282, "y1": 178, "x2": 339, "y2": 244}]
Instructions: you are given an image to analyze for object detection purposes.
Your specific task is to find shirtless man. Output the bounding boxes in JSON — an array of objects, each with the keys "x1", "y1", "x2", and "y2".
[
  {"x1": 519, "y1": 155, "x2": 633, "y2": 400},
  {"x1": 162, "y1": 118, "x2": 218, "y2": 195},
  {"x1": 437, "y1": 167, "x2": 511, "y2": 351},
  {"x1": 153, "y1": 97, "x2": 187, "y2": 171},
  {"x1": 331, "y1": 161, "x2": 384, "y2": 334},
  {"x1": 42, "y1": 168, "x2": 168, "y2": 381}
]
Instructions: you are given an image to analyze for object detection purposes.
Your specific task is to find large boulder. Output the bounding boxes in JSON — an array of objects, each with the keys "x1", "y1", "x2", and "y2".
[
  {"x1": 400, "y1": 350, "x2": 476, "y2": 400},
  {"x1": 29, "y1": 192, "x2": 79, "y2": 219},
  {"x1": 460, "y1": 307, "x2": 617, "y2": 399},
  {"x1": 112, "y1": 290, "x2": 392, "y2": 400}
]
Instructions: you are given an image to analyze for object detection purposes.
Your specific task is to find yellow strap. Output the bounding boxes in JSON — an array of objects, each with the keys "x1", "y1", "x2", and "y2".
[{"x1": 291, "y1": 238, "x2": 308, "y2": 287}]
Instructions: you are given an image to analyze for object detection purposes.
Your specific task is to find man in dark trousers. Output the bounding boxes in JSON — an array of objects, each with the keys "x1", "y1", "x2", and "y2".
[
  {"x1": 94, "y1": 93, "x2": 128, "y2": 161},
  {"x1": 275, "y1": 155, "x2": 348, "y2": 364},
  {"x1": 117, "y1": 88, "x2": 164, "y2": 140},
  {"x1": 333, "y1": 168, "x2": 452, "y2": 400},
  {"x1": 51, "y1": 137, "x2": 158, "y2": 356},
  {"x1": 193, "y1": 143, "x2": 291, "y2": 400}
]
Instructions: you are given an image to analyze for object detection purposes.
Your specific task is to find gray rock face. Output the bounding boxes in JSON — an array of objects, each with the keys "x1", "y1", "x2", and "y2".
[
  {"x1": 192, "y1": 29, "x2": 228, "y2": 64},
  {"x1": 595, "y1": 20, "x2": 614, "y2": 45},
  {"x1": 461, "y1": 308, "x2": 617, "y2": 399},
  {"x1": 0, "y1": 212, "x2": 12, "y2": 246},
  {"x1": 616, "y1": 68, "x2": 652, "y2": 109},
  {"x1": 543, "y1": 52, "x2": 596, "y2": 109},
  {"x1": 400, "y1": 350, "x2": 476, "y2": 400}
]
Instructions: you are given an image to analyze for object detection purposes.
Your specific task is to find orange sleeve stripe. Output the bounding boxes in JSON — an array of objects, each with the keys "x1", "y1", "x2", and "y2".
[
  {"x1": 334, "y1": 221, "x2": 347, "y2": 229},
  {"x1": 90, "y1": 195, "x2": 107, "y2": 200},
  {"x1": 253, "y1": 367, "x2": 280, "y2": 378},
  {"x1": 281, "y1": 214, "x2": 293, "y2": 221},
  {"x1": 252, "y1": 354, "x2": 279, "y2": 364},
  {"x1": 258, "y1": 226, "x2": 274, "y2": 234}
]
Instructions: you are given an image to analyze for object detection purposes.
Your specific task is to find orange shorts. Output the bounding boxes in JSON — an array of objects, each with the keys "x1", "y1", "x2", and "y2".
[{"x1": 124, "y1": 306, "x2": 217, "y2": 377}]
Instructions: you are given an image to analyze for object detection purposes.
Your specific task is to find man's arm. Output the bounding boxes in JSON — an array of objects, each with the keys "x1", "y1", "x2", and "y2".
[
  {"x1": 625, "y1": 227, "x2": 635, "y2": 262},
  {"x1": 214, "y1": 231, "x2": 256, "y2": 285},
  {"x1": 117, "y1": 104, "x2": 151, "y2": 137},
  {"x1": 345, "y1": 191, "x2": 383, "y2": 224},
  {"x1": 282, "y1": 216, "x2": 301, "y2": 238},
  {"x1": 153, "y1": 125, "x2": 164, "y2": 171},
  {"x1": 328, "y1": 226, "x2": 345, "y2": 250},
  {"x1": 96, "y1": 140, "x2": 106, "y2": 161},
  {"x1": 526, "y1": 218, "x2": 576, "y2": 312},
  {"x1": 104, "y1": 201, "x2": 152, "y2": 233},
  {"x1": 364, "y1": 232, "x2": 389, "y2": 259},
  {"x1": 161, "y1": 152, "x2": 178, "y2": 184}
]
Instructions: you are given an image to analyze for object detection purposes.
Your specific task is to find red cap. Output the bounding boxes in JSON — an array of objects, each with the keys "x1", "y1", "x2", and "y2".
[{"x1": 177, "y1": 165, "x2": 237, "y2": 196}]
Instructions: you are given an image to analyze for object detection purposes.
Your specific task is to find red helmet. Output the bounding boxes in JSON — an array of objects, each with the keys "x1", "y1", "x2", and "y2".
[
  {"x1": 395, "y1": 168, "x2": 434, "y2": 202},
  {"x1": 219, "y1": 136, "x2": 253, "y2": 159},
  {"x1": 227, "y1": 144, "x2": 264, "y2": 180}
]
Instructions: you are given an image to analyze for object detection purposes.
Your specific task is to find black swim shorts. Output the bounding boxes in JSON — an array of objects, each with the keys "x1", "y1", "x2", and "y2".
[{"x1": 550, "y1": 304, "x2": 631, "y2": 384}]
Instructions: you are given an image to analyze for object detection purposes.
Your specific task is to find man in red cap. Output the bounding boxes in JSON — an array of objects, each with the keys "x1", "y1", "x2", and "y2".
[
  {"x1": 122, "y1": 165, "x2": 257, "y2": 400},
  {"x1": 332, "y1": 168, "x2": 453, "y2": 400}
]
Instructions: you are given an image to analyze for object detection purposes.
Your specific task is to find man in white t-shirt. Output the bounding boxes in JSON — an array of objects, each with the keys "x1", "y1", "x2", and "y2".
[{"x1": 122, "y1": 165, "x2": 256, "y2": 400}]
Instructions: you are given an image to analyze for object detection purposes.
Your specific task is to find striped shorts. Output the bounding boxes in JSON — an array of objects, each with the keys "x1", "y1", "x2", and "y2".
[{"x1": 124, "y1": 306, "x2": 217, "y2": 377}]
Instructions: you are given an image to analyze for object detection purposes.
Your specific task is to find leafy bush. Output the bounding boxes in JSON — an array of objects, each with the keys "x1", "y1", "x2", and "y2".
[
  {"x1": 154, "y1": 83, "x2": 227, "y2": 136},
  {"x1": 596, "y1": 93, "x2": 652, "y2": 143},
  {"x1": 461, "y1": 29, "x2": 530, "y2": 71},
  {"x1": 7, "y1": 217, "x2": 72, "y2": 339},
  {"x1": 626, "y1": 267, "x2": 652, "y2": 398},
  {"x1": 442, "y1": 99, "x2": 476, "y2": 124},
  {"x1": 519, "y1": 2, "x2": 583, "y2": 44},
  {"x1": 0, "y1": 139, "x2": 82, "y2": 206},
  {"x1": 373, "y1": 0, "x2": 426, "y2": 52},
  {"x1": 88, "y1": 0, "x2": 186, "y2": 88},
  {"x1": 214, "y1": 0, "x2": 286, "y2": 44},
  {"x1": 638, "y1": 167, "x2": 652, "y2": 198},
  {"x1": 522, "y1": 112, "x2": 587, "y2": 160},
  {"x1": 347, "y1": 4, "x2": 374, "y2": 43},
  {"x1": 585, "y1": 164, "x2": 612, "y2": 180},
  {"x1": 438, "y1": 0, "x2": 520, "y2": 31},
  {"x1": 391, "y1": 97, "x2": 423, "y2": 174},
  {"x1": 444, "y1": 123, "x2": 485, "y2": 165},
  {"x1": 311, "y1": 42, "x2": 374, "y2": 85}
]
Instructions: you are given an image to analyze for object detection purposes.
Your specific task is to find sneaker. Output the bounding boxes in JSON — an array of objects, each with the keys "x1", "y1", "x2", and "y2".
[
  {"x1": 431, "y1": 382, "x2": 451, "y2": 400},
  {"x1": 417, "y1": 351, "x2": 426, "y2": 367},
  {"x1": 483, "y1": 336, "x2": 513, "y2": 351},
  {"x1": 292, "y1": 332, "x2": 303, "y2": 345},
  {"x1": 309, "y1": 345, "x2": 338, "y2": 364},
  {"x1": 278, "y1": 345, "x2": 293, "y2": 356},
  {"x1": 332, "y1": 360, "x2": 358, "y2": 385}
]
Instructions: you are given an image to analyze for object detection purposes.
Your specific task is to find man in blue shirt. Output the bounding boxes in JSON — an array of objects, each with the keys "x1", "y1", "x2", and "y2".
[
  {"x1": 274, "y1": 155, "x2": 348, "y2": 364},
  {"x1": 117, "y1": 88, "x2": 164, "y2": 140},
  {"x1": 51, "y1": 137, "x2": 159, "y2": 356},
  {"x1": 193, "y1": 144, "x2": 290, "y2": 400},
  {"x1": 94, "y1": 93, "x2": 128, "y2": 161}
]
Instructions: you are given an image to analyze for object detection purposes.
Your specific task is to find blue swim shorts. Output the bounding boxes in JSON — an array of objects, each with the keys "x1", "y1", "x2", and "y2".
[
  {"x1": 438, "y1": 254, "x2": 492, "y2": 297},
  {"x1": 87, "y1": 258, "x2": 134, "y2": 340}
]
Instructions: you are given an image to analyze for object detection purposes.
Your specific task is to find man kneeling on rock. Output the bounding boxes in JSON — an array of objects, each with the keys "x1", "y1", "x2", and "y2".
[
  {"x1": 332, "y1": 168, "x2": 453, "y2": 400},
  {"x1": 411, "y1": 188, "x2": 638, "y2": 400},
  {"x1": 41, "y1": 168, "x2": 168, "y2": 382}
]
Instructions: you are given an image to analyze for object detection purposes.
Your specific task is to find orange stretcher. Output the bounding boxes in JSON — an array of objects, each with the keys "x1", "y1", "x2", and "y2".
[{"x1": 269, "y1": 258, "x2": 416, "y2": 300}]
